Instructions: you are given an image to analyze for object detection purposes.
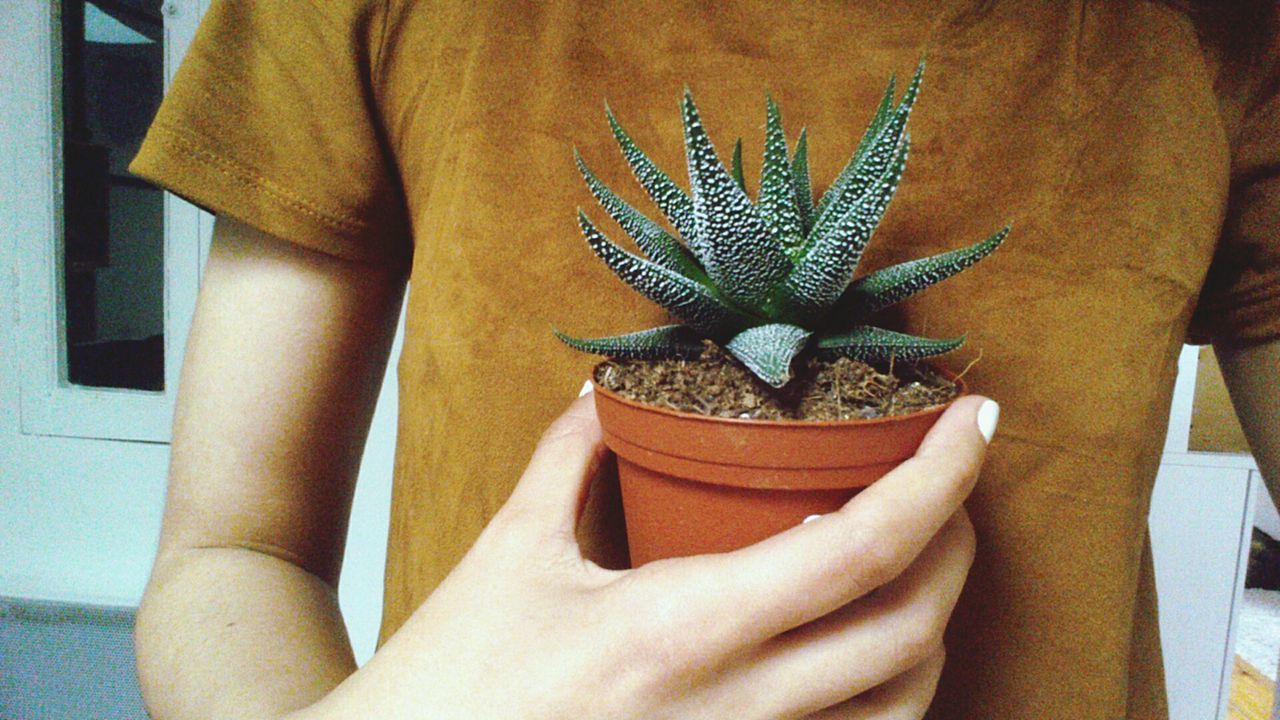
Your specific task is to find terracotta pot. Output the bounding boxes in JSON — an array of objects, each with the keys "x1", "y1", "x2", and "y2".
[{"x1": 592, "y1": 371, "x2": 964, "y2": 566}]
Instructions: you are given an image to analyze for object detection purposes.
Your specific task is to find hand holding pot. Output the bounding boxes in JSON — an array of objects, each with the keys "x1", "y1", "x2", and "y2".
[{"x1": 295, "y1": 391, "x2": 995, "y2": 720}]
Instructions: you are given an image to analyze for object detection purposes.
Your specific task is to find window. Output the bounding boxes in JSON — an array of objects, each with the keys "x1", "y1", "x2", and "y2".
[
  {"x1": 62, "y1": 0, "x2": 166, "y2": 392},
  {"x1": 13, "y1": 1, "x2": 208, "y2": 442}
]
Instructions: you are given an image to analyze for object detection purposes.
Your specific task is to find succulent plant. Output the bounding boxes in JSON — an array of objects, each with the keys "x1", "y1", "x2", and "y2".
[{"x1": 556, "y1": 62, "x2": 1007, "y2": 388}]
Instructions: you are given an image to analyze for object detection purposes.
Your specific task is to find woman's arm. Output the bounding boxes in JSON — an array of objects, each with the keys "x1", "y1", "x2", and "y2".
[
  {"x1": 1215, "y1": 337, "x2": 1280, "y2": 505},
  {"x1": 139, "y1": 216, "x2": 994, "y2": 720},
  {"x1": 135, "y1": 216, "x2": 406, "y2": 719}
]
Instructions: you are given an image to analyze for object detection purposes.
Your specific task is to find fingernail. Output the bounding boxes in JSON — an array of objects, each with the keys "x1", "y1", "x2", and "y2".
[
  {"x1": 977, "y1": 400, "x2": 999, "y2": 444},
  {"x1": 578, "y1": 380, "x2": 594, "y2": 397}
]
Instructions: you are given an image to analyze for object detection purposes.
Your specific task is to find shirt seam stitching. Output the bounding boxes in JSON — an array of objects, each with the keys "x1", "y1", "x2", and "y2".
[{"x1": 147, "y1": 121, "x2": 368, "y2": 234}]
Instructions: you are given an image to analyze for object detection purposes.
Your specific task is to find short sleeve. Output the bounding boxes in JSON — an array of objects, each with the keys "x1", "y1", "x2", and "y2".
[
  {"x1": 1189, "y1": 22, "x2": 1280, "y2": 346},
  {"x1": 129, "y1": 0, "x2": 412, "y2": 268}
]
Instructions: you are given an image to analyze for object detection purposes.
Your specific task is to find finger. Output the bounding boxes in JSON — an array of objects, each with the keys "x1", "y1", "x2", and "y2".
[
  {"x1": 669, "y1": 395, "x2": 994, "y2": 646},
  {"x1": 803, "y1": 649, "x2": 945, "y2": 720},
  {"x1": 498, "y1": 385, "x2": 610, "y2": 542},
  {"x1": 735, "y1": 512, "x2": 973, "y2": 717}
]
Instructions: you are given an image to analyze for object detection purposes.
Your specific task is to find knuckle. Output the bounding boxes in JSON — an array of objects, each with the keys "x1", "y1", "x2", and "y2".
[
  {"x1": 643, "y1": 610, "x2": 715, "y2": 671},
  {"x1": 897, "y1": 593, "x2": 953, "y2": 669},
  {"x1": 470, "y1": 512, "x2": 528, "y2": 562},
  {"x1": 612, "y1": 571, "x2": 727, "y2": 682},
  {"x1": 533, "y1": 426, "x2": 581, "y2": 457},
  {"x1": 932, "y1": 452, "x2": 981, "y2": 502},
  {"x1": 960, "y1": 459, "x2": 984, "y2": 497},
  {"x1": 842, "y1": 525, "x2": 906, "y2": 595},
  {"x1": 932, "y1": 511, "x2": 977, "y2": 583},
  {"x1": 609, "y1": 575, "x2": 677, "y2": 640},
  {"x1": 479, "y1": 502, "x2": 556, "y2": 561},
  {"x1": 912, "y1": 644, "x2": 949, "y2": 699},
  {"x1": 487, "y1": 496, "x2": 533, "y2": 535},
  {"x1": 537, "y1": 410, "x2": 597, "y2": 448},
  {"x1": 894, "y1": 616, "x2": 947, "y2": 671},
  {"x1": 920, "y1": 432, "x2": 984, "y2": 492},
  {"x1": 530, "y1": 420, "x2": 601, "y2": 473},
  {"x1": 920, "y1": 600, "x2": 952, "y2": 652},
  {"x1": 926, "y1": 644, "x2": 948, "y2": 676},
  {"x1": 617, "y1": 621, "x2": 706, "y2": 693}
]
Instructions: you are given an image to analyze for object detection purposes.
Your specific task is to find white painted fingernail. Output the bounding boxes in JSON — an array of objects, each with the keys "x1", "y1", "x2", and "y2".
[
  {"x1": 802, "y1": 514, "x2": 823, "y2": 524},
  {"x1": 977, "y1": 400, "x2": 999, "y2": 444},
  {"x1": 578, "y1": 380, "x2": 594, "y2": 397}
]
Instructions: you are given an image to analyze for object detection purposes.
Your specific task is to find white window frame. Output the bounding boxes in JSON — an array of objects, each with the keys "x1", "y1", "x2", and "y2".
[{"x1": 11, "y1": 0, "x2": 211, "y2": 443}]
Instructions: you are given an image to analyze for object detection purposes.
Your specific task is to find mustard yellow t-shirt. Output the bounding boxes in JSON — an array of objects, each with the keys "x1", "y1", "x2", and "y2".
[{"x1": 131, "y1": 1, "x2": 1280, "y2": 717}]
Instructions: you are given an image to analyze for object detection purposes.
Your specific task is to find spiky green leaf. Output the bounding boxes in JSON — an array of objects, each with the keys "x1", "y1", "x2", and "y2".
[
  {"x1": 815, "y1": 74, "x2": 896, "y2": 221},
  {"x1": 814, "y1": 326, "x2": 964, "y2": 363},
  {"x1": 578, "y1": 211, "x2": 750, "y2": 336},
  {"x1": 730, "y1": 138, "x2": 746, "y2": 192},
  {"x1": 606, "y1": 104, "x2": 703, "y2": 258},
  {"x1": 683, "y1": 89, "x2": 792, "y2": 308},
  {"x1": 778, "y1": 135, "x2": 910, "y2": 315},
  {"x1": 791, "y1": 128, "x2": 814, "y2": 238},
  {"x1": 554, "y1": 324, "x2": 705, "y2": 360},
  {"x1": 809, "y1": 62, "x2": 922, "y2": 249},
  {"x1": 759, "y1": 97, "x2": 804, "y2": 257},
  {"x1": 851, "y1": 71, "x2": 907, "y2": 166},
  {"x1": 724, "y1": 323, "x2": 813, "y2": 388},
  {"x1": 840, "y1": 225, "x2": 1010, "y2": 316},
  {"x1": 574, "y1": 148, "x2": 706, "y2": 282}
]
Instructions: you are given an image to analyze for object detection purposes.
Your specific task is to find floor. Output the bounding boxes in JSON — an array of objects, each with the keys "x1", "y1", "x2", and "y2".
[
  {"x1": 1229, "y1": 655, "x2": 1276, "y2": 720},
  {"x1": 1229, "y1": 586, "x2": 1280, "y2": 720}
]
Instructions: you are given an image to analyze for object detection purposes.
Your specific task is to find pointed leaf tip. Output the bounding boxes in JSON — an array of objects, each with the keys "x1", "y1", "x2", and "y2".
[
  {"x1": 837, "y1": 224, "x2": 1009, "y2": 317},
  {"x1": 815, "y1": 326, "x2": 965, "y2": 363},
  {"x1": 607, "y1": 100, "x2": 703, "y2": 258},
  {"x1": 759, "y1": 92, "x2": 804, "y2": 257},
  {"x1": 731, "y1": 139, "x2": 746, "y2": 188},
  {"x1": 809, "y1": 69, "x2": 915, "y2": 249},
  {"x1": 576, "y1": 211, "x2": 746, "y2": 336},
  {"x1": 780, "y1": 133, "x2": 910, "y2": 316},
  {"x1": 574, "y1": 149, "x2": 707, "y2": 280},
  {"x1": 682, "y1": 88, "x2": 791, "y2": 308},
  {"x1": 554, "y1": 325, "x2": 705, "y2": 360}
]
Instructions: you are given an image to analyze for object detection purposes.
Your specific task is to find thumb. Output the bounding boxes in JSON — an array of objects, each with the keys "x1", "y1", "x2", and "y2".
[{"x1": 501, "y1": 383, "x2": 610, "y2": 540}]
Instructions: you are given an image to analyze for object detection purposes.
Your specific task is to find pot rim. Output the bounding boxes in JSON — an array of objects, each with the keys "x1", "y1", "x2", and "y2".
[{"x1": 590, "y1": 362, "x2": 967, "y2": 429}]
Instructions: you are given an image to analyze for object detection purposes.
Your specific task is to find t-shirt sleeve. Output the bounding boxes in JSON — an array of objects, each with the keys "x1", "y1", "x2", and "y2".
[
  {"x1": 129, "y1": 0, "x2": 411, "y2": 268},
  {"x1": 1188, "y1": 31, "x2": 1280, "y2": 346}
]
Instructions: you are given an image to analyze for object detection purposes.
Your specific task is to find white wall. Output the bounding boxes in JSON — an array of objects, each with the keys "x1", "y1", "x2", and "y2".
[
  {"x1": 0, "y1": 4, "x2": 169, "y2": 606},
  {"x1": 0, "y1": 422, "x2": 169, "y2": 605},
  {"x1": 338, "y1": 312, "x2": 400, "y2": 665},
  {"x1": 1254, "y1": 472, "x2": 1280, "y2": 539},
  {"x1": 0, "y1": 281, "x2": 399, "y2": 663},
  {"x1": 1152, "y1": 345, "x2": 1269, "y2": 720}
]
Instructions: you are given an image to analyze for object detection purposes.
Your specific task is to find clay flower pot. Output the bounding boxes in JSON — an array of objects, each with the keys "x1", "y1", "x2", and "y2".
[{"x1": 592, "y1": 373, "x2": 965, "y2": 567}]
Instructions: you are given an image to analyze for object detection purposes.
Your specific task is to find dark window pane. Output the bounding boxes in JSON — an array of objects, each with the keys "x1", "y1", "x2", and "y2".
[{"x1": 61, "y1": 0, "x2": 165, "y2": 391}]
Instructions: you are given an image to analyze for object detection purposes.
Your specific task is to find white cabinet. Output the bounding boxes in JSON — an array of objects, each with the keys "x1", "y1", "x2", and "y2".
[
  {"x1": 1150, "y1": 461, "x2": 1255, "y2": 720},
  {"x1": 1152, "y1": 344, "x2": 1264, "y2": 720}
]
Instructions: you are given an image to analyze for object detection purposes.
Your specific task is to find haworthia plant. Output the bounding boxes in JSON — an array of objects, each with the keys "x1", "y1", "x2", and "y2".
[{"x1": 556, "y1": 61, "x2": 1009, "y2": 388}]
